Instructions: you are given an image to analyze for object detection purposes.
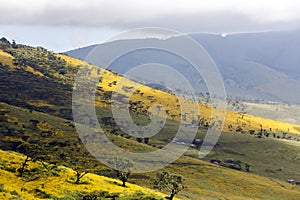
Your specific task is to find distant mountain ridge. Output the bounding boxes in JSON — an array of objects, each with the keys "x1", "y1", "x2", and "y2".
[{"x1": 65, "y1": 30, "x2": 300, "y2": 104}]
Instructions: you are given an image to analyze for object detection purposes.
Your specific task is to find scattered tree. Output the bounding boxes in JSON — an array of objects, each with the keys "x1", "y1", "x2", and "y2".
[
  {"x1": 136, "y1": 137, "x2": 143, "y2": 143},
  {"x1": 12, "y1": 40, "x2": 18, "y2": 48},
  {"x1": 69, "y1": 151, "x2": 94, "y2": 184},
  {"x1": 56, "y1": 148, "x2": 95, "y2": 184},
  {"x1": 74, "y1": 168, "x2": 89, "y2": 184},
  {"x1": 15, "y1": 141, "x2": 57, "y2": 191},
  {"x1": 108, "y1": 156, "x2": 133, "y2": 187},
  {"x1": 16, "y1": 141, "x2": 47, "y2": 177},
  {"x1": 144, "y1": 138, "x2": 150, "y2": 144},
  {"x1": 282, "y1": 132, "x2": 288, "y2": 139},
  {"x1": 245, "y1": 163, "x2": 251, "y2": 172},
  {"x1": 153, "y1": 171, "x2": 185, "y2": 200}
]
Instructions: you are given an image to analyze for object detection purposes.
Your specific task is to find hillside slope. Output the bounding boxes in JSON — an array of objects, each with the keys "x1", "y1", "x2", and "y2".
[
  {"x1": 66, "y1": 30, "x2": 300, "y2": 104},
  {"x1": 0, "y1": 38, "x2": 298, "y2": 135},
  {"x1": 0, "y1": 149, "x2": 167, "y2": 200},
  {"x1": 1, "y1": 101, "x2": 300, "y2": 199},
  {"x1": 0, "y1": 38, "x2": 300, "y2": 199}
]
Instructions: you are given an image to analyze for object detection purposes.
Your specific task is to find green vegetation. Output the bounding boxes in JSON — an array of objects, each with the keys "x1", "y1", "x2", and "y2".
[
  {"x1": 107, "y1": 157, "x2": 133, "y2": 187},
  {"x1": 0, "y1": 149, "x2": 166, "y2": 200},
  {"x1": 58, "y1": 190, "x2": 164, "y2": 200},
  {"x1": 0, "y1": 38, "x2": 300, "y2": 199},
  {"x1": 153, "y1": 171, "x2": 185, "y2": 200}
]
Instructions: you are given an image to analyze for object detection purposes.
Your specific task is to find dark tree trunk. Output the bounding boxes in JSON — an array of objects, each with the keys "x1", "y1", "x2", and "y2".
[
  {"x1": 75, "y1": 173, "x2": 80, "y2": 184},
  {"x1": 75, "y1": 179, "x2": 79, "y2": 184},
  {"x1": 169, "y1": 193, "x2": 175, "y2": 200},
  {"x1": 19, "y1": 156, "x2": 30, "y2": 177},
  {"x1": 75, "y1": 171, "x2": 88, "y2": 184}
]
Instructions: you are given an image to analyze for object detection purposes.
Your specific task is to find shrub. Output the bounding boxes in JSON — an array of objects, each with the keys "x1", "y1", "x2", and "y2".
[
  {"x1": 0, "y1": 183, "x2": 6, "y2": 192},
  {"x1": 33, "y1": 188, "x2": 57, "y2": 199}
]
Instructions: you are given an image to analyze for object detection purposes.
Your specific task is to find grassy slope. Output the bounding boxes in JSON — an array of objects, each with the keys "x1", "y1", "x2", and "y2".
[
  {"x1": 2, "y1": 93, "x2": 300, "y2": 182},
  {"x1": 0, "y1": 149, "x2": 167, "y2": 200},
  {"x1": 1, "y1": 102, "x2": 300, "y2": 199},
  {"x1": 186, "y1": 131, "x2": 300, "y2": 181},
  {"x1": 65, "y1": 54, "x2": 300, "y2": 135},
  {"x1": 1, "y1": 43, "x2": 300, "y2": 135},
  {"x1": 1, "y1": 148, "x2": 298, "y2": 200},
  {"x1": 243, "y1": 101, "x2": 300, "y2": 125},
  {"x1": 0, "y1": 42, "x2": 300, "y2": 199}
]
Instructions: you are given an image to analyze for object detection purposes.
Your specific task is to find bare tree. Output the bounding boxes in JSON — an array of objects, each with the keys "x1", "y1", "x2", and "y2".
[
  {"x1": 70, "y1": 151, "x2": 95, "y2": 184},
  {"x1": 16, "y1": 141, "x2": 47, "y2": 177}
]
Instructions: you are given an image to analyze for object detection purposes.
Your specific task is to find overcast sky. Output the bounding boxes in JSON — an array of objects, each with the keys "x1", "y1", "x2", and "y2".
[{"x1": 1, "y1": 0, "x2": 300, "y2": 52}]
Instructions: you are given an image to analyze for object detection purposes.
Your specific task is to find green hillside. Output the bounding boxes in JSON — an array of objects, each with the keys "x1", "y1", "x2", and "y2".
[
  {"x1": 0, "y1": 38, "x2": 300, "y2": 199},
  {"x1": 0, "y1": 149, "x2": 167, "y2": 200}
]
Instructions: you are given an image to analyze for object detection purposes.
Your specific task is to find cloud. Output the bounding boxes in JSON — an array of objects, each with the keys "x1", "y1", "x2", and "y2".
[{"x1": 1, "y1": 0, "x2": 300, "y2": 32}]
